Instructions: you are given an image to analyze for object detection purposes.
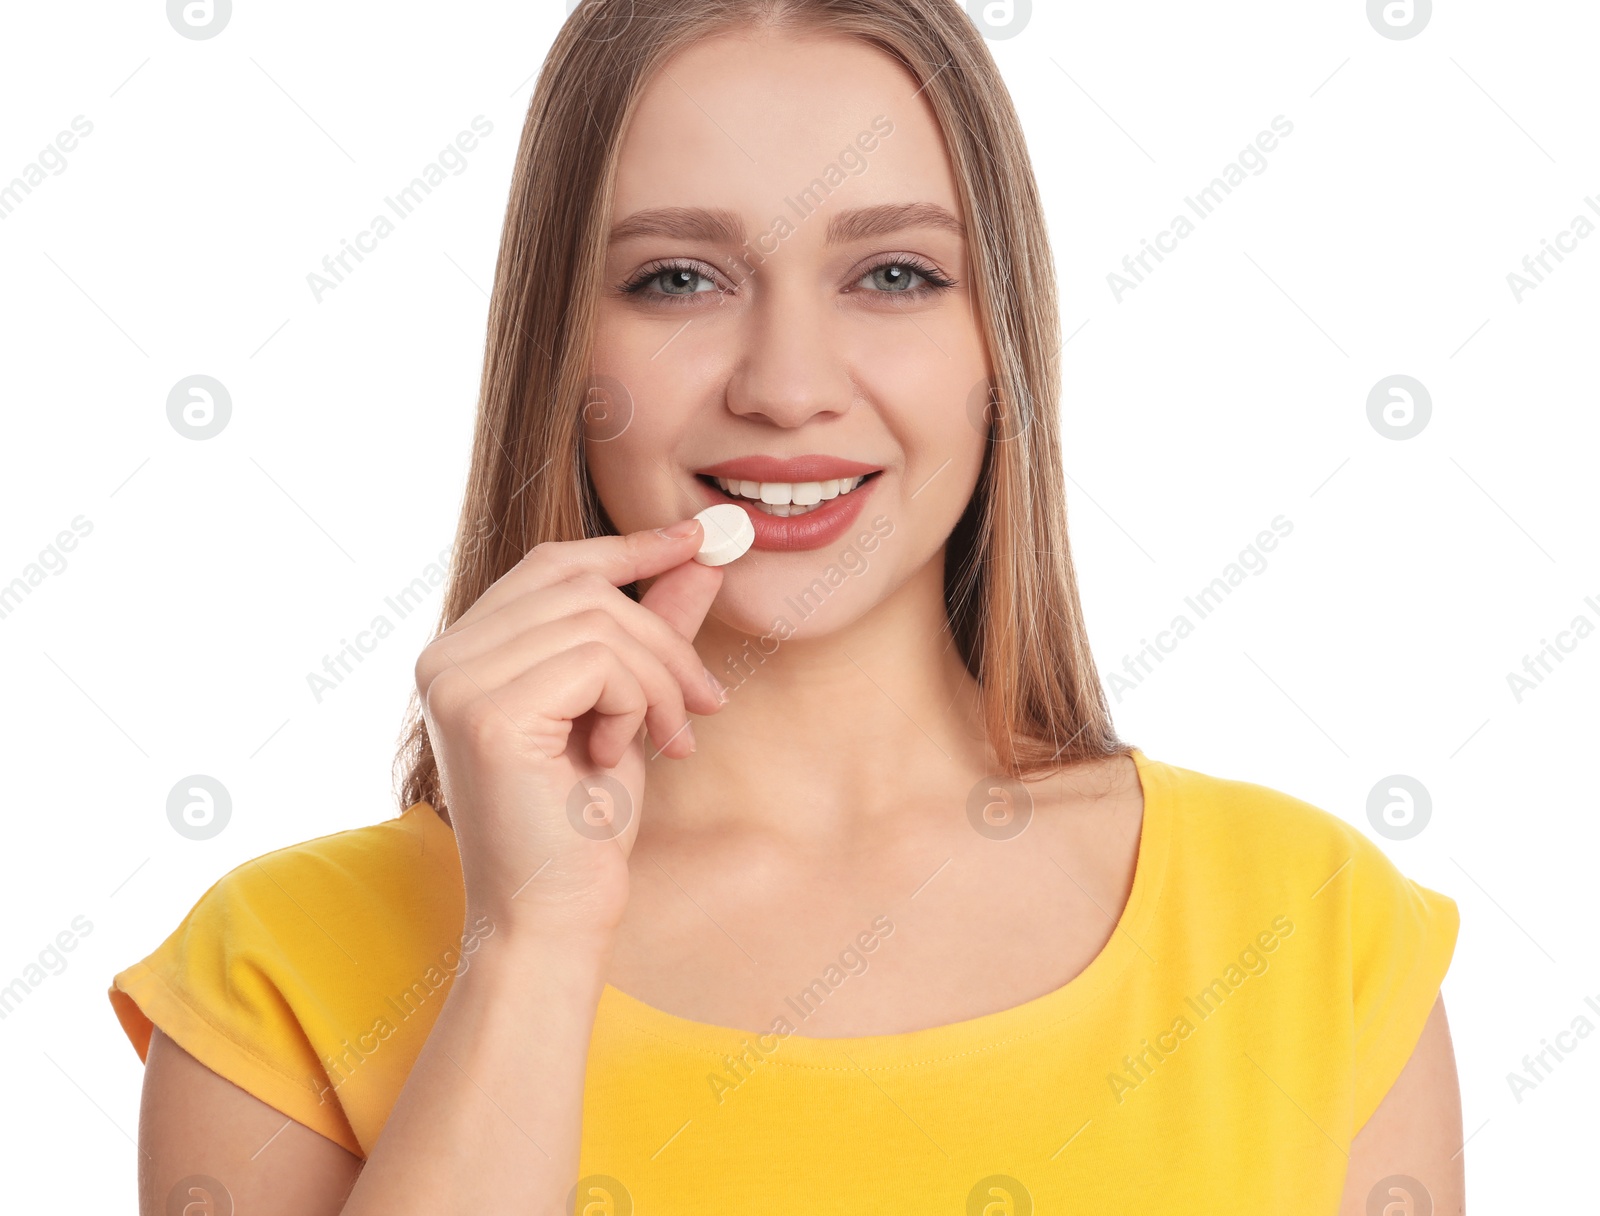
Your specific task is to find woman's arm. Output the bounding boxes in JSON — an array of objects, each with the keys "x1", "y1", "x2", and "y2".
[
  {"x1": 340, "y1": 927, "x2": 611, "y2": 1213},
  {"x1": 138, "y1": 926, "x2": 612, "y2": 1214},
  {"x1": 1339, "y1": 994, "x2": 1465, "y2": 1214},
  {"x1": 137, "y1": 521, "x2": 722, "y2": 1213},
  {"x1": 139, "y1": 1025, "x2": 361, "y2": 1215}
]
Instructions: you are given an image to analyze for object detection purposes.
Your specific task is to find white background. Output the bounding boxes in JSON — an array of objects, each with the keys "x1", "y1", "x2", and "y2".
[{"x1": 1, "y1": 0, "x2": 1595, "y2": 1209}]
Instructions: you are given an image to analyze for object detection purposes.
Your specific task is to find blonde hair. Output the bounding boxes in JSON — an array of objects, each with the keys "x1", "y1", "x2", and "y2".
[{"x1": 395, "y1": 0, "x2": 1130, "y2": 818}]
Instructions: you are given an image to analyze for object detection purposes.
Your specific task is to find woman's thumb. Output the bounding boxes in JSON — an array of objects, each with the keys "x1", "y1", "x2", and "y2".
[{"x1": 637, "y1": 554, "x2": 725, "y2": 642}]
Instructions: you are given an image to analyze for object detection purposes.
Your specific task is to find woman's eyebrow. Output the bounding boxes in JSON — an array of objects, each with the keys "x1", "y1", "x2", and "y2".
[
  {"x1": 825, "y1": 202, "x2": 966, "y2": 244},
  {"x1": 607, "y1": 202, "x2": 966, "y2": 246},
  {"x1": 608, "y1": 206, "x2": 746, "y2": 246}
]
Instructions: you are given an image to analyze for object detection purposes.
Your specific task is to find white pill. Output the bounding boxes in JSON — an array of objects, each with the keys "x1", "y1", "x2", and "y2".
[{"x1": 692, "y1": 502, "x2": 755, "y2": 566}]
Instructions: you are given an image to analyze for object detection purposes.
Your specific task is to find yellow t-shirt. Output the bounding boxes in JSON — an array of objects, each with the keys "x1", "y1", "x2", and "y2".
[{"x1": 109, "y1": 749, "x2": 1459, "y2": 1211}]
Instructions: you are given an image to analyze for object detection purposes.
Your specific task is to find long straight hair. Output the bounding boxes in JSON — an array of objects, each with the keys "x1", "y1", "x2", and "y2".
[{"x1": 395, "y1": 0, "x2": 1130, "y2": 818}]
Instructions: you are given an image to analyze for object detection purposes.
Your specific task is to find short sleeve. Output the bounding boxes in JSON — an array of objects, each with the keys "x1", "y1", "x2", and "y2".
[
  {"x1": 108, "y1": 864, "x2": 363, "y2": 1156},
  {"x1": 1344, "y1": 827, "x2": 1460, "y2": 1134}
]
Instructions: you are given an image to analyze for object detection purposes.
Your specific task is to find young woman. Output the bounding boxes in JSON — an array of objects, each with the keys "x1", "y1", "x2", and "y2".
[{"x1": 110, "y1": 2, "x2": 1464, "y2": 1212}]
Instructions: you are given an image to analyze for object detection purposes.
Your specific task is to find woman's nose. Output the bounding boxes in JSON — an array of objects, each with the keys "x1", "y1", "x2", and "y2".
[{"x1": 723, "y1": 287, "x2": 856, "y2": 428}]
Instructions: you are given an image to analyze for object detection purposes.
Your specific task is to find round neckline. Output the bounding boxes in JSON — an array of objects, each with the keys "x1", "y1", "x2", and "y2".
[{"x1": 597, "y1": 747, "x2": 1173, "y2": 1069}]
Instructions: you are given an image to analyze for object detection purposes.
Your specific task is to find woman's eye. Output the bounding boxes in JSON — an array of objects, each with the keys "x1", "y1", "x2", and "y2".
[
  {"x1": 861, "y1": 262, "x2": 927, "y2": 293},
  {"x1": 855, "y1": 259, "x2": 956, "y2": 297},
  {"x1": 629, "y1": 266, "x2": 718, "y2": 298},
  {"x1": 623, "y1": 258, "x2": 952, "y2": 301}
]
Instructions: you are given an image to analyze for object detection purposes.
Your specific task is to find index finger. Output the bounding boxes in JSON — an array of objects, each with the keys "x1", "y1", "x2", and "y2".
[{"x1": 446, "y1": 518, "x2": 704, "y2": 636}]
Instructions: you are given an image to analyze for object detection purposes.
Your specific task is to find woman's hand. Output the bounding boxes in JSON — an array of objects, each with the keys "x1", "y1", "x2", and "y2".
[{"x1": 413, "y1": 518, "x2": 726, "y2": 945}]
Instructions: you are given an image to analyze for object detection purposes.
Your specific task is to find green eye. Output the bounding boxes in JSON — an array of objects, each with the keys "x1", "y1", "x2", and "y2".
[
  {"x1": 657, "y1": 268, "x2": 712, "y2": 295},
  {"x1": 869, "y1": 264, "x2": 918, "y2": 291},
  {"x1": 856, "y1": 257, "x2": 957, "y2": 296},
  {"x1": 622, "y1": 261, "x2": 719, "y2": 298}
]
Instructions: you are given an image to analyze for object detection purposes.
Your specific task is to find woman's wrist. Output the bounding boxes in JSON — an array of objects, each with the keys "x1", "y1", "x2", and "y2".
[{"x1": 456, "y1": 909, "x2": 617, "y2": 990}]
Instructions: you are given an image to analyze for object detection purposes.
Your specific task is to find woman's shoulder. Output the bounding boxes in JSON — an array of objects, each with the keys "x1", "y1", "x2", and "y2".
[
  {"x1": 1143, "y1": 751, "x2": 1399, "y2": 885},
  {"x1": 134, "y1": 802, "x2": 467, "y2": 979},
  {"x1": 1137, "y1": 751, "x2": 1461, "y2": 1132},
  {"x1": 108, "y1": 802, "x2": 471, "y2": 1157},
  {"x1": 1141, "y1": 750, "x2": 1459, "y2": 961},
  {"x1": 186, "y1": 801, "x2": 461, "y2": 936}
]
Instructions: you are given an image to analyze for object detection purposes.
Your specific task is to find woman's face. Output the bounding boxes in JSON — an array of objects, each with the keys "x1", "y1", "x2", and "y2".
[{"x1": 587, "y1": 28, "x2": 990, "y2": 639}]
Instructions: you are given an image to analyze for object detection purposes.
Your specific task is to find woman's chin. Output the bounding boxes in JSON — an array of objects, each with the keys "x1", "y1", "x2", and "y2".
[{"x1": 703, "y1": 578, "x2": 874, "y2": 648}]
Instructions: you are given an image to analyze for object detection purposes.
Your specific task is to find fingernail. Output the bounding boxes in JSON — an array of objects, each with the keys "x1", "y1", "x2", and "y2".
[
  {"x1": 705, "y1": 668, "x2": 728, "y2": 703},
  {"x1": 656, "y1": 518, "x2": 699, "y2": 539},
  {"x1": 683, "y1": 721, "x2": 697, "y2": 752}
]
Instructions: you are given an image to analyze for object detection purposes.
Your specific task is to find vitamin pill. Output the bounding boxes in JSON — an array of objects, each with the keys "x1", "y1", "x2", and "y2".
[{"x1": 692, "y1": 503, "x2": 756, "y2": 566}]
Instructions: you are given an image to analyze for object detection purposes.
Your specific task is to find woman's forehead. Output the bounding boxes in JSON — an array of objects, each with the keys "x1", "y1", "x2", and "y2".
[{"x1": 611, "y1": 31, "x2": 956, "y2": 214}]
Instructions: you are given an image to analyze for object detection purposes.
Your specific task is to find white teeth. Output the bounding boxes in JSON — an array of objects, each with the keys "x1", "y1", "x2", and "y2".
[{"x1": 711, "y1": 474, "x2": 871, "y2": 507}]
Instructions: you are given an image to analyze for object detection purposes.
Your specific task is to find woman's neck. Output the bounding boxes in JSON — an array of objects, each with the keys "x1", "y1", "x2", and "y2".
[{"x1": 647, "y1": 554, "x2": 992, "y2": 840}]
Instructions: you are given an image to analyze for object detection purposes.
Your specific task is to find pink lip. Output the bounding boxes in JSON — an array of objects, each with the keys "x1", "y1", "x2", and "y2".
[
  {"x1": 694, "y1": 472, "x2": 882, "y2": 553},
  {"x1": 695, "y1": 454, "x2": 883, "y2": 482}
]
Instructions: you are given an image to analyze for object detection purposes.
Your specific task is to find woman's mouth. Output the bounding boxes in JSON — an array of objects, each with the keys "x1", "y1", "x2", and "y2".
[
  {"x1": 698, "y1": 473, "x2": 876, "y2": 518},
  {"x1": 691, "y1": 461, "x2": 884, "y2": 552}
]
